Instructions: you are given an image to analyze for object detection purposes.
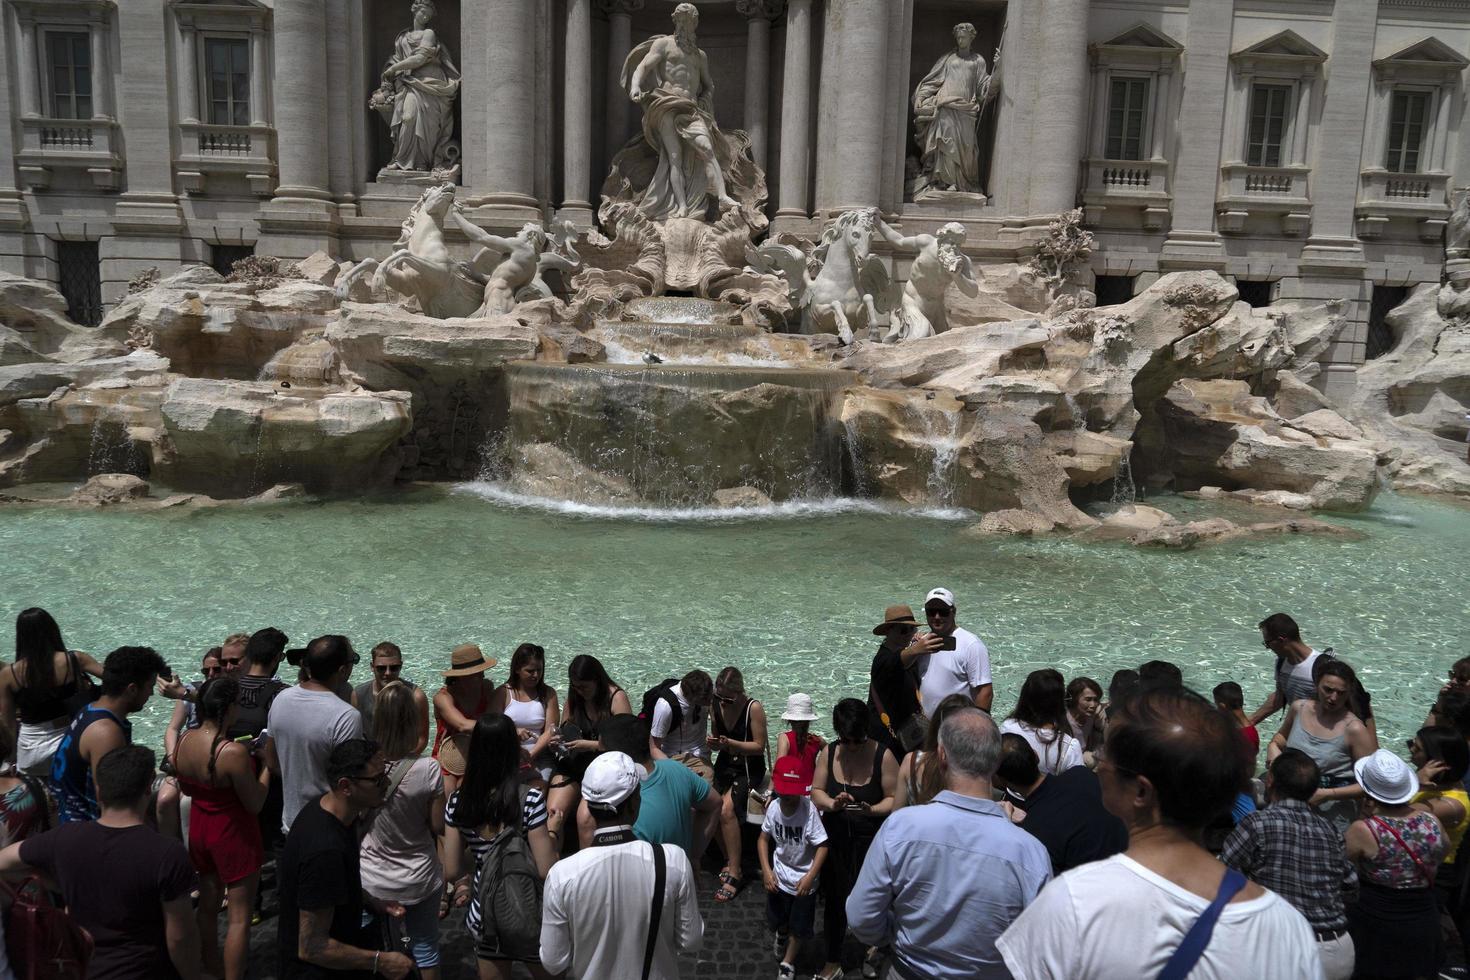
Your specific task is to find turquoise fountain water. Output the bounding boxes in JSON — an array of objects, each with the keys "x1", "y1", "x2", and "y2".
[{"x1": 0, "y1": 486, "x2": 1465, "y2": 752}]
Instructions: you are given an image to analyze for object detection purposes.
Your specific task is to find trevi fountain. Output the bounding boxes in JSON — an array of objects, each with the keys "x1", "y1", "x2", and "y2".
[{"x1": 1, "y1": 3, "x2": 1468, "y2": 744}]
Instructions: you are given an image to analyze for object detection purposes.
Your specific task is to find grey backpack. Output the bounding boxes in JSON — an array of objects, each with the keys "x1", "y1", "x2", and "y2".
[{"x1": 474, "y1": 799, "x2": 543, "y2": 961}]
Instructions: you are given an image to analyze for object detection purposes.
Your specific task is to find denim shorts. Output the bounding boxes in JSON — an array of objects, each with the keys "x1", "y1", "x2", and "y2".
[{"x1": 766, "y1": 888, "x2": 817, "y2": 939}]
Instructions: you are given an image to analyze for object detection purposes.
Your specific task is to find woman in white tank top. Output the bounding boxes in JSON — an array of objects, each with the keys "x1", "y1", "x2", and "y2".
[{"x1": 498, "y1": 643, "x2": 559, "y2": 783}]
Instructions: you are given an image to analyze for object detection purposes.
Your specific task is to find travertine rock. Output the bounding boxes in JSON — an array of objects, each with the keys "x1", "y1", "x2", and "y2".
[
  {"x1": 967, "y1": 508, "x2": 1057, "y2": 536},
  {"x1": 68, "y1": 473, "x2": 150, "y2": 507},
  {"x1": 1268, "y1": 372, "x2": 1333, "y2": 420},
  {"x1": 0, "y1": 272, "x2": 94, "y2": 356},
  {"x1": 327, "y1": 304, "x2": 540, "y2": 391},
  {"x1": 1158, "y1": 379, "x2": 1380, "y2": 511},
  {"x1": 501, "y1": 442, "x2": 637, "y2": 505},
  {"x1": 712, "y1": 486, "x2": 774, "y2": 508},
  {"x1": 293, "y1": 251, "x2": 342, "y2": 288},
  {"x1": 0, "y1": 351, "x2": 170, "y2": 407},
  {"x1": 1339, "y1": 283, "x2": 1470, "y2": 498},
  {"x1": 157, "y1": 379, "x2": 411, "y2": 496}
]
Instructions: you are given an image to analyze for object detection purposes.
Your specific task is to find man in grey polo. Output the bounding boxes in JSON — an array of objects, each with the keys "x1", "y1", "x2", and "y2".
[{"x1": 847, "y1": 708, "x2": 1051, "y2": 979}]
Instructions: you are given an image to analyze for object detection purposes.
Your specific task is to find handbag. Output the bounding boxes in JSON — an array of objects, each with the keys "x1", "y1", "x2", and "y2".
[
  {"x1": 3, "y1": 876, "x2": 93, "y2": 980},
  {"x1": 58, "y1": 653, "x2": 98, "y2": 718}
]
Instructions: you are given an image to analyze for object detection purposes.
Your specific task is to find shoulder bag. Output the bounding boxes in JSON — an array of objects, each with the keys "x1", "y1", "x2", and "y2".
[
  {"x1": 1155, "y1": 868, "x2": 1247, "y2": 980},
  {"x1": 640, "y1": 840, "x2": 667, "y2": 980}
]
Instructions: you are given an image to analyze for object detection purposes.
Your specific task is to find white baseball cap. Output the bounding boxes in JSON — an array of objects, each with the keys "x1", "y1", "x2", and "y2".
[
  {"x1": 582, "y1": 751, "x2": 645, "y2": 810},
  {"x1": 925, "y1": 588, "x2": 956, "y2": 609}
]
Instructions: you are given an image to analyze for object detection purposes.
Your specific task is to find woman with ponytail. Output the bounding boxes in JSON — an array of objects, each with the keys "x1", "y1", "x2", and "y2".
[{"x1": 170, "y1": 675, "x2": 271, "y2": 980}]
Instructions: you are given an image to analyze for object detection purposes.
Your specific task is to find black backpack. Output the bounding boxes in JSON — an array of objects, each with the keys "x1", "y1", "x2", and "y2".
[{"x1": 639, "y1": 679, "x2": 683, "y2": 733}]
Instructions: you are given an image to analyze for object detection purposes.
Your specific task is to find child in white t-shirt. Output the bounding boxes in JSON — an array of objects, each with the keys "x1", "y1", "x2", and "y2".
[{"x1": 758, "y1": 755, "x2": 829, "y2": 980}]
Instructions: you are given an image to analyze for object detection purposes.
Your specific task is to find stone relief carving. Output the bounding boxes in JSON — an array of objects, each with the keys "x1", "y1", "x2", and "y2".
[
  {"x1": 1448, "y1": 187, "x2": 1470, "y2": 261},
  {"x1": 875, "y1": 219, "x2": 977, "y2": 342},
  {"x1": 602, "y1": 3, "x2": 766, "y2": 229},
  {"x1": 371, "y1": 0, "x2": 462, "y2": 183},
  {"x1": 747, "y1": 208, "x2": 891, "y2": 344},
  {"x1": 911, "y1": 22, "x2": 1003, "y2": 200},
  {"x1": 335, "y1": 184, "x2": 578, "y2": 319}
]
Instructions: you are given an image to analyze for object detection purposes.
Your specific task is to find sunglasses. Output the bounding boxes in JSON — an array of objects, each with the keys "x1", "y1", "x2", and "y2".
[
  {"x1": 374, "y1": 663, "x2": 402, "y2": 674},
  {"x1": 221, "y1": 657, "x2": 243, "y2": 667},
  {"x1": 202, "y1": 666, "x2": 224, "y2": 676},
  {"x1": 350, "y1": 772, "x2": 389, "y2": 787}
]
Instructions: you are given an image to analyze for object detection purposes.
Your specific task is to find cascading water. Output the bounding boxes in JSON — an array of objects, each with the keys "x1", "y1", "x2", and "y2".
[{"x1": 1110, "y1": 452, "x2": 1137, "y2": 504}]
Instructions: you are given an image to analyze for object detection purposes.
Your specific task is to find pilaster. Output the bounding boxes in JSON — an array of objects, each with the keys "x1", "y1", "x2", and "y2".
[
  {"x1": 558, "y1": 0, "x2": 595, "y2": 226},
  {"x1": 774, "y1": 0, "x2": 814, "y2": 227}
]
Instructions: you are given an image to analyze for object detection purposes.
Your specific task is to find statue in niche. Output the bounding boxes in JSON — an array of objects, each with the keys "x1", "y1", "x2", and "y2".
[
  {"x1": 371, "y1": 0, "x2": 462, "y2": 182},
  {"x1": 911, "y1": 22, "x2": 1002, "y2": 199},
  {"x1": 335, "y1": 184, "x2": 580, "y2": 319},
  {"x1": 874, "y1": 219, "x2": 977, "y2": 342},
  {"x1": 1448, "y1": 188, "x2": 1470, "y2": 260},
  {"x1": 603, "y1": 2, "x2": 766, "y2": 227}
]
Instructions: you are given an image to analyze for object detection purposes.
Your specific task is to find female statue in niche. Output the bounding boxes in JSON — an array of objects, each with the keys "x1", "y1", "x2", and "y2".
[
  {"x1": 372, "y1": 0, "x2": 461, "y2": 180},
  {"x1": 911, "y1": 22, "x2": 1002, "y2": 198}
]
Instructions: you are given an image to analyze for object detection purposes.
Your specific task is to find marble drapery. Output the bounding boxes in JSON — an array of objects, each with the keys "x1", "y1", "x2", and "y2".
[
  {"x1": 374, "y1": 4, "x2": 461, "y2": 176},
  {"x1": 912, "y1": 26, "x2": 1000, "y2": 197}
]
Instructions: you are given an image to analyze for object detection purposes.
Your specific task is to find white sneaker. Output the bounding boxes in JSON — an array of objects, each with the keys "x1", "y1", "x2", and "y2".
[{"x1": 776, "y1": 965, "x2": 796, "y2": 980}]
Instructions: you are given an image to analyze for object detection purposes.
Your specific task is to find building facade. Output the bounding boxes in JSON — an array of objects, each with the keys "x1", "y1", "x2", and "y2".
[{"x1": 2, "y1": 0, "x2": 1468, "y2": 397}]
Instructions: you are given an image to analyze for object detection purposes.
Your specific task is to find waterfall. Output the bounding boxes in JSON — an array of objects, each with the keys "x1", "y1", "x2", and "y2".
[{"x1": 1110, "y1": 452, "x2": 1137, "y2": 504}]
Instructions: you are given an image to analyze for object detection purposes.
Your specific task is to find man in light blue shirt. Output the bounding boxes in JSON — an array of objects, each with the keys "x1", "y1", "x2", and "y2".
[{"x1": 847, "y1": 708, "x2": 1052, "y2": 980}]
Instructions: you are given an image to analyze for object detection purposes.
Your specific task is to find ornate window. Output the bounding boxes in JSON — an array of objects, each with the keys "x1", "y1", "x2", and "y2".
[
  {"x1": 1356, "y1": 38, "x2": 1468, "y2": 241},
  {"x1": 1083, "y1": 24, "x2": 1183, "y2": 230},
  {"x1": 170, "y1": 0, "x2": 275, "y2": 196},
  {"x1": 9, "y1": 0, "x2": 120, "y2": 190}
]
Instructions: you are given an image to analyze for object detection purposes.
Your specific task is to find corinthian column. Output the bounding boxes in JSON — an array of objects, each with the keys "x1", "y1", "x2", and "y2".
[
  {"x1": 817, "y1": 0, "x2": 887, "y2": 213},
  {"x1": 560, "y1": 0, "x2": 594, "y2": 224},
  {"x1": 599, "y1": 0, "x2": 643, "y2": 160},
  {"x1": 736, "y1": 1, "x2": 782, "y2": 168},
  {"x1": 271, "y1": 0, "x2": 331, "y2": 203},
  {"x1": 1027, "y1": 0, "x2": 1089, "y2": 216},
  {"x1": 776, "y1": 0, "x2": 812, "y2": 219},
  {"x1": 466, "y1": 0, "x2": 539, "y2": 219}
]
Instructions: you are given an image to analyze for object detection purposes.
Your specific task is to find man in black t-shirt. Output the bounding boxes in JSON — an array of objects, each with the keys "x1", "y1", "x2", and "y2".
[
  {"x1": 0, "y1": 745, "x2": 199, "y2": 980},
  {"x1": 993, "y1": 734, "x2": 1127, "y2": 875},
  {"x1": 278, "y1": 738, "x2": 413, "y2": 980},
  {"x1": 867, "y1": 604, "x2": 939, "y2": 757}
]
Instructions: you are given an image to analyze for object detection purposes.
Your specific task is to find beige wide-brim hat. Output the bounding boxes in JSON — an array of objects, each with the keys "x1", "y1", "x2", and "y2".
[
  {"x1": 873, "y1": 604, "x2": 921, "y2": 636},
  {"x1": 442, "y1": 643, "x2": 497, "y2": 678},
  {"x1": 439, "y1": 733, "x2": 471, "y2": 776}
]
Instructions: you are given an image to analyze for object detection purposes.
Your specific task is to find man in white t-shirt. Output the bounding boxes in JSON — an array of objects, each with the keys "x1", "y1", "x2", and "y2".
[
  {"x1": 918, "y1": 587, "x2": 993, "y2": 712},
  {"x1": 647, "y1": 670, "x2": 715, "y2": 780},
  {"x1": 997, "y1": 686, "x2": 1323, "y2": 980},
  {"x1": 266, "y1": 635, "x2": 364, "y2": 833}
]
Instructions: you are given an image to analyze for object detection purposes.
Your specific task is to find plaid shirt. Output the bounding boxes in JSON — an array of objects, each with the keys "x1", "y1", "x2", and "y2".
[{"x1": 1221, "y1": 798, "x2": 1357, "y2": 932}]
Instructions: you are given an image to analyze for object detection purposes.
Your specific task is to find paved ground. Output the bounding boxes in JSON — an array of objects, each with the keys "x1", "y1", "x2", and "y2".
[{"x1": 246, "y1": 845, "x2": 871, "y2": 979}]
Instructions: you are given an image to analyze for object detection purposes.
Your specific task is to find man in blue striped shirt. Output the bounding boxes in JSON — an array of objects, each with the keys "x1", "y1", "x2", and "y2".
[{"x1": 847, "y1": 708, "x2": 1051, "y2": 980}]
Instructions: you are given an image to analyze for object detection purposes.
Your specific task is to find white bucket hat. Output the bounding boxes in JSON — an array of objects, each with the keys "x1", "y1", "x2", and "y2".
[
  {"x1": 1354, "y1": 748, "x2": 1420, "y2": 805},
  {"x1": 782, "y1": 693, "x2": 818, "y2": 722}
]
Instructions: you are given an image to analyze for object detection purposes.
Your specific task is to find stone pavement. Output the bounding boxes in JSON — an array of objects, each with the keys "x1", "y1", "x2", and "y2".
[{"x1": 246, "y1": 861, "x2": 873, "y2": 979}]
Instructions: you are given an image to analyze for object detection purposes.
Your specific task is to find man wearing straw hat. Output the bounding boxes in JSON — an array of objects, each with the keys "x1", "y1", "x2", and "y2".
[{"x1": 868, "y1": 604, "x2": 939, "y2": 758}]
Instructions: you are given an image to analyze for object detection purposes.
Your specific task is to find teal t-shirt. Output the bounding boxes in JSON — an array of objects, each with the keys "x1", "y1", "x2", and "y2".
[{"x1": 633, "y1": 759, "x2": 710, "y2": 850}]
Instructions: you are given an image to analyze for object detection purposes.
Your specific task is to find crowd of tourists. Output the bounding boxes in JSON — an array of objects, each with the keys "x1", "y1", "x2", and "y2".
[{"x1": 0, "y1": 595, "x2": 1464, "y2": 980}]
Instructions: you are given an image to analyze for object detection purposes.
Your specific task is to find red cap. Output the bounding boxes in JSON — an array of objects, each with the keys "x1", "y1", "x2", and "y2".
[{"x1": 770, "y1": 756, "x2": 811, "y2": 797}]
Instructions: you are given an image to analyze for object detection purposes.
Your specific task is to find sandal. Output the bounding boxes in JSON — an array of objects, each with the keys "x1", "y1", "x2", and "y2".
[
  {"x1": 714, "y1": 869, "x2": 742, "y2": 902},
  {"x1": 814, "y1": 968, "x2": 843, "y2": 980}
]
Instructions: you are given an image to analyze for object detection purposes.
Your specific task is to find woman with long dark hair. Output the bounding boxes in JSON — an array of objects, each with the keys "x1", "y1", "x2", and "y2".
[
  {"x1": 0, "y1": 608, "x2": 102, "y2": 775},
  {"x1": 443, "y1": 713, "x2": 557, "y2": 980},
  {"x1": 1268, "y1": 658, "x2": 1376, "y2": 833},
  {"x1": 1001, "y1": 669, "x2": 1084, "y2": 774},
  {"x1": 546, "y1": 654, "x2": 630, "y2": 845},
  {"x1": 496, "y1": 643, "x2": 560, "y2": 784},
  {"x1": 171, "y1": 676, "x2": 270, "y2": 980},
  {"x1": 811, "y1": 698, "x2": 898, "y2": 980},
  {"x1": 362, "y1": 682, "x2": 446, "y2": 980}
]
